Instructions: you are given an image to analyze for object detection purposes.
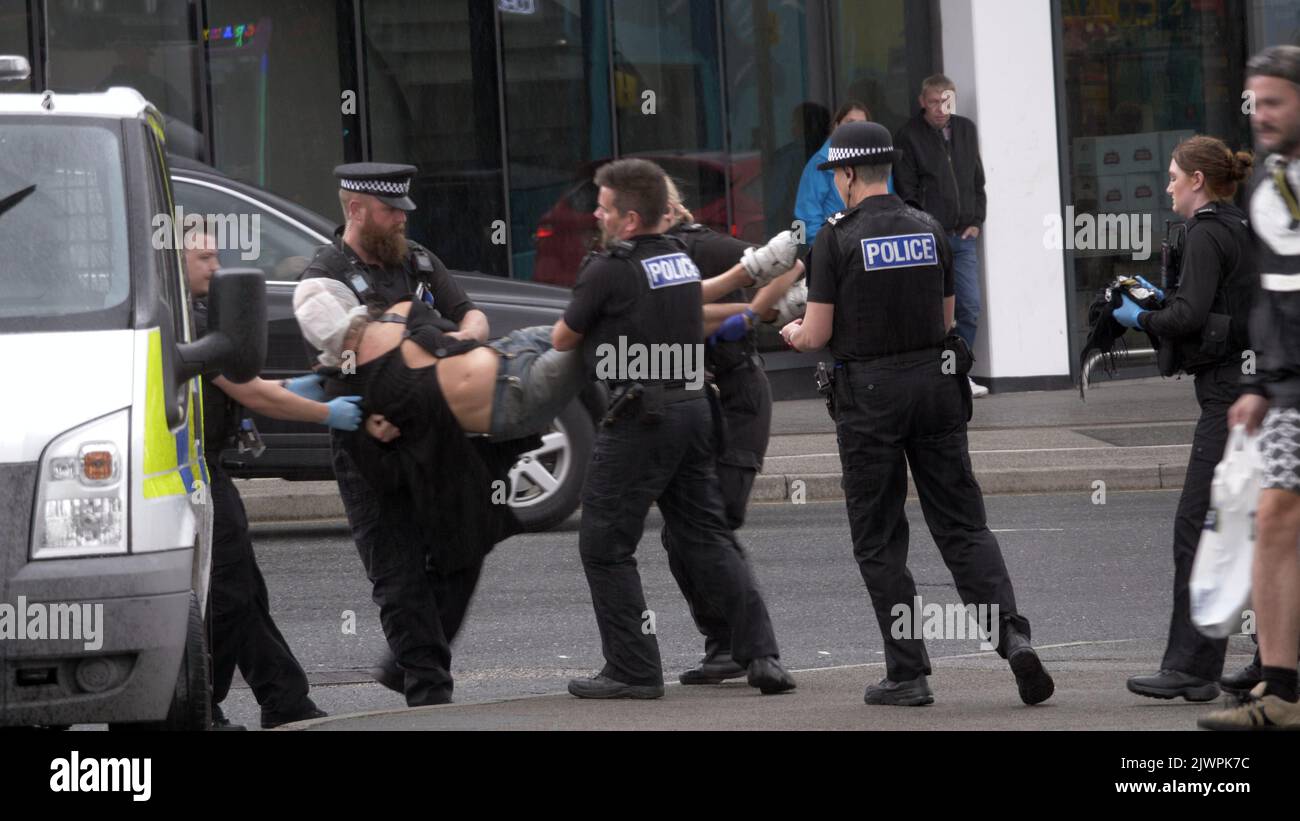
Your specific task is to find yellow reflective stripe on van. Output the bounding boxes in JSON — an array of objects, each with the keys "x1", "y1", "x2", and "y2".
[{"x1": 142, "y1": 328, "x2": 187, "y2": 499}]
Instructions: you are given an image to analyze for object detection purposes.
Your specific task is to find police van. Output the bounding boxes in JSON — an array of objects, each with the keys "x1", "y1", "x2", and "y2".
[{"x1": 0, "y1": 57, "x2": 263, "y2": 729}]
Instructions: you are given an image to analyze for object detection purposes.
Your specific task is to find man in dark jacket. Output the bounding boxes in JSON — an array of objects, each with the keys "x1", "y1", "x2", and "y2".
[{"x1": 893, "y1": 74, "x2": 989, "y2": 397}]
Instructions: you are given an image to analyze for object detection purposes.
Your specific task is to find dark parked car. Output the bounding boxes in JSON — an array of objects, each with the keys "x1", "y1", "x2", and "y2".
[{"x1": 168, "y1": 157, "x2": 605, "y2": 532}]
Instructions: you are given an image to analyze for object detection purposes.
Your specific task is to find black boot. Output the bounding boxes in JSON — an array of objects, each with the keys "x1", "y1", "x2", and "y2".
[
  {"x1": 864, "y1": 675, "x2": 934, "y2": 706},
  {"x1": 1126, "y1": 669, "x2": 1219, "y2": 702},
  {"x1": 1219, "y1": 654, "x2": 1262, "y2": 698}
]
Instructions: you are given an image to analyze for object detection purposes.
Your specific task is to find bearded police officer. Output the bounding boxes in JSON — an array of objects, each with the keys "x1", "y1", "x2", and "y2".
[
  {"x1": 298, "y1": 163, "x2": 490, "y2": 706},
  {"x1": 552, "y1": 158, "x2": 795, "y2": 698},
  {"x1": 781, "y1": 122, "x2": 1054, "y2": 707}
]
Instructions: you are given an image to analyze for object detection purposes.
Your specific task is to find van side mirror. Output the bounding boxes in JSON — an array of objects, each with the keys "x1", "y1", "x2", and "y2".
[{"x1": 176, "y1": 268, "x2": 266, "y2": 383}]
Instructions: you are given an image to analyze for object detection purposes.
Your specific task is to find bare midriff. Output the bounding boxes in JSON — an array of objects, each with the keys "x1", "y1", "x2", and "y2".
[{"x1": 354, "y1": 302, "x2": 499, "y2": 433}]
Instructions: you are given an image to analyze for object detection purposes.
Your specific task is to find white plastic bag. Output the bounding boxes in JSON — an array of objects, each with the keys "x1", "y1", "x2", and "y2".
[{"x1": 1190, "y1": 424, "x2": 1262, "y2": 639}]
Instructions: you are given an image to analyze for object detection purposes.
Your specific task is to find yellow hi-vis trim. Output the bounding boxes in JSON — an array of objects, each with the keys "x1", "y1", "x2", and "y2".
[{"x1": 143, "y1": 328, "x2": 186, "y2": 498}]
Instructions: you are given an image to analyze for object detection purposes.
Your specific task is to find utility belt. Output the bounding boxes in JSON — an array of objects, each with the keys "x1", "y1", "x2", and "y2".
[
  {"x1": 601, "y1": 380, "x2": 725, "y2": 455},
  {"x1": 819, "y1": 337, "x2": 973, "y2": 422}
]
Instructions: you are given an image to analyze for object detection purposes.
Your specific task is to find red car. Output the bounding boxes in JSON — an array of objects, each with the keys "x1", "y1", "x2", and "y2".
[{"x1": 532, "y1": 153, "x2": 765, "y2": 287}]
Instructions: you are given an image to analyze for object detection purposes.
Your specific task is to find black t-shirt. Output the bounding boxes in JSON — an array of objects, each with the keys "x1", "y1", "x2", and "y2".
[
  {"x1": 668, "y1": 222, "x2": 753, "y2": 301},
  {"x1": 807, "y1": 194, "x2": 953, "y2": 360},
  {"x1": 340, "y1": 302, "x2": 523, "y2": 572},
  {"x1": 667, "y1": 222, "x2": 758, "y2": 374},
  {"x1": 300, "y1": 236, "x2": 475, "y2": 322},
  {"x1": 563, "y1": 234, "x2": 703, "y2": 382},
  {"x1": 191, "y1": 298, "x2": 238, "y2": 463}
]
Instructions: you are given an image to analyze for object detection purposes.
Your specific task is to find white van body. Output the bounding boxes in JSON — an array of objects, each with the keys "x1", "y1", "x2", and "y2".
[{"x1": 0, "y1": 86, "x2": 216, "y2": 727}]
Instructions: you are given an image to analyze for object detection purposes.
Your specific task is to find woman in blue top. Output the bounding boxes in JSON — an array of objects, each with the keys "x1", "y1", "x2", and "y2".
[{"x1": 794, "y1": 101, "x2": 893, "y2": 243}]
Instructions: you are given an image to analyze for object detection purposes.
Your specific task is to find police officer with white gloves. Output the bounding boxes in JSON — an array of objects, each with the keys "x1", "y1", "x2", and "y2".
[
  {"x1": 552, "y1": 158, "x2": 795, "y2": 699},
  {"x1": 782, "y1": 122, "x2": 1054, "y2": 707}
]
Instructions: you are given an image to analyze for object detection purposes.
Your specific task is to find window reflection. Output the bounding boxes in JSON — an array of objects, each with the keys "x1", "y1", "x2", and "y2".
[
  {"x1": 364, "y1": 0, "x2": 507, "y2": 274},
  {"x1": 0, "y1": 0, "x2": 32, "y2": 91},
  {"x1": 1059, "y1": 1, "x2": 1250, "y2": 367},
  {"x1": 501, "y1": 0, "x2": 613, "y2": 284}
]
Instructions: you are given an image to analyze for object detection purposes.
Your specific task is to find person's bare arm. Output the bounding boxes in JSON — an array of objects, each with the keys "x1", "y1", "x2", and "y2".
[
  {"x1": 944, "y1": 295, "x2": 955, "y2": 331},
  {"x1": 445, "y1": 308, "x2": 490, "y2": 343},
  {"x1": 702, "y1": 261, "x2": 805, "y2": 335},
  {"x1": 751, "y1": 260, "x2": 804, "y2": 321},
  {"x1": 701, "y1": 263, "x2": 754, "y2": 303},
  {"x1": 782, "y1": 301, "x2": 833, "y2": 352},
  {"x1": 212, "y1": 376, "x2": 330, "y2": 424},
  {"x1": 552, "y1": 319, "x2": 584, "y2": 352}
]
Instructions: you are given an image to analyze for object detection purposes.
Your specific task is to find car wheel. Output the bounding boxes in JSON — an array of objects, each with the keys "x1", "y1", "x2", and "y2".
[{"x1": 507, "y1": 399, "x2": 593, "y2": 532}]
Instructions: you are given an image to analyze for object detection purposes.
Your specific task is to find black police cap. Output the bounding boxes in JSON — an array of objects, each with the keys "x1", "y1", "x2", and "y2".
[
  {"x1": 817, "y1": 121, "x2": 899, "y2": 170},
  {"x1": 334, "y1": 162, "x2": 417, "y2": 211}
]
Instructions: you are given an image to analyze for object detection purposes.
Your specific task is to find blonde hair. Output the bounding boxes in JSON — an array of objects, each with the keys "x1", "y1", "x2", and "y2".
[{"x1": 664, "y1": 177, "x2": 694, "y2": 225}]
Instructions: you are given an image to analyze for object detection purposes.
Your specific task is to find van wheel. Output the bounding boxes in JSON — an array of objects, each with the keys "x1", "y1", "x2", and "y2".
[
  {"x1": 114, "y1": 591, "x2": 212, "y2": 731},
  {"x1": 508, "y1": 399, "x2": 593, "y2": 532}
]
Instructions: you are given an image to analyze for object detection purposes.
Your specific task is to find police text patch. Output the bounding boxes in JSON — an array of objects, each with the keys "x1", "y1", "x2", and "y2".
[
  {"x1": 641, "y1": 253, "x2": 702, "y2": 289},
  {"x1": 860, "y1": 233, "x2": 938, "y2": 272}
]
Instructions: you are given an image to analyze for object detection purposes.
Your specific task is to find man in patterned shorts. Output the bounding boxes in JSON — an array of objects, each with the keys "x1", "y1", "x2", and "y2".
[{"x1": 1200, "y1": 45, "x2": 1300, "y2": 730}]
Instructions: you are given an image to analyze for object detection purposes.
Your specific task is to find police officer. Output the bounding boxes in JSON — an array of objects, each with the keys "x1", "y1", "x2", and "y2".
[
  {"x1": 1111, "y1": 136, "x2": 1257, "y2": 703},
  {"x1": 552, "y1": 158, "x2": 795, "y2": 698},
  {"x1": 184, "y1": 227, "x2": 362, "y2": 729},
  {"x1": 298, "y1": 163, "x2": 490, "y2": 706},
  {"x1": 782, "y1": 122, "x2": 1054, "y2": 706},
  {"x1": 661, "y1": 180, "x2": 804, "y2": 684}
]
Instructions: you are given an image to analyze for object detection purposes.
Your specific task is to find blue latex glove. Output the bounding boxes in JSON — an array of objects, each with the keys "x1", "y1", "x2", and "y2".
[
  {"x1": 1113, "y1": 294, "x2": 1148, "y2": 330},
  {"x1": 324, "y1": 396, "x2": 363, "y2": 431},
  {"x1": 708, "y1": 310, "x2": 755, "y2": 346},
  {"x1": 284, "y1": 373, "x2": 327, "y2": 402},
  {"x1": 1134, "y1": 275, "x2": 1165, "y2": 301}
]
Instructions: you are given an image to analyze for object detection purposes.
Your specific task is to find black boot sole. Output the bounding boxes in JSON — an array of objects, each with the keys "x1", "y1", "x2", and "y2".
[
  {"x1": 679, "y1": 668, "x2": 747, "y2": 685},
  {"x1": 567, "y1": 681, "x2": 664, "y2": 699},
  {"x1": 1010, "y1": 649, "x2": 1055, "y2": 705},
  {"x1": 1126, "y1": 679, "x2": 1220, "y2": 702},
  {"x1": 863, "y1": 689, "x2": 934, "y2": 706}
]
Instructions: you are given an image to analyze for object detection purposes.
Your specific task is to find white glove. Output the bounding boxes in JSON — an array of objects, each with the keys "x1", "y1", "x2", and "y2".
[
  {"x1": 740, "y1": 230, "x2": 799, "y2": 288},
  {"x1": 772, "y1": 279, "x2": 808, "y2": 326}
]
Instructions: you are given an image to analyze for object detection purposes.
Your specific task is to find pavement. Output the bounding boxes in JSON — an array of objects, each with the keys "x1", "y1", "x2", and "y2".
[
  {"x1": 235, "y1": 374, "x2": 1203, "y2": 522},
  {"x1": 286, "y1": 638, "x2": 1258, "y2": 731}
]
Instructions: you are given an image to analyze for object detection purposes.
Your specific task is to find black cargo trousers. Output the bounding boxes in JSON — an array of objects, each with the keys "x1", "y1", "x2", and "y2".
[
  {"x1": 1160, "y1": 361, "x2": 1241, "y2": 679},
  {"x1": 833, "y1": 350, "x2": 1031, "y2": 682},
  {"x1": 579, "y1": 395, "x2": 780, "y2": 686},
  {"x1": 661, "y1": 362, "x2": 773, "y2": 657},
  {"x1": 331, "y1": 434, "x2": 482, "y2": 706},
  {"x1": 207, "y1": 460, "x2": 311, "y2": 713}
]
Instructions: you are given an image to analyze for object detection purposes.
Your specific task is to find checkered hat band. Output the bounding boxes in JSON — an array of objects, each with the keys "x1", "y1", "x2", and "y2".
[
  {"x1": 827, "y1": 146, "x2": 892, "y2": 162},
  {"x1": 341, "y1": 178, "x2": 411, "y2": 196}
]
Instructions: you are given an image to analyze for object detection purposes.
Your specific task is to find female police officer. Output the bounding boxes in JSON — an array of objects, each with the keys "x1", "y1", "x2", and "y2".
[
  {"x1": 661, "y1": 178, "x2": 804, "y2": 685},
  {"x1": 782, "y1": 121, "x2": 1054, "y2": 707},
  {"x1": 1113, "y1": 136, "x2": 1258, "y2": 702}
]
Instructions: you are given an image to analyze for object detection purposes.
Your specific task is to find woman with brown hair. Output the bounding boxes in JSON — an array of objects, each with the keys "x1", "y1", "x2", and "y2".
[
  {"x1": 1112, "y1": 135, "x2": 1259, "y2": 702},
  {"x1": 794, "y1": 99, "x2": 895, "y2": 245}
]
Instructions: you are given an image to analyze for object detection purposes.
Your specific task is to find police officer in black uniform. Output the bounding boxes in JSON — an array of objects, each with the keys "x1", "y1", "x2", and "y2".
[
  {"x1": 298, "y1": 163, "x2": 491, "y2": 706},
  {"x1": 661, "y1": 185, "x2": 804, "y2": 684},
  {"x1": 184, "y1": 228, "x2": 362, "y2": 728},
  {"x1": 1112, "y1": 136, "x2": 1258, "y2": 703},
  {"x1": 553, "y1": 158, "x2": 795, "y2": 698},
  {"x1": 782, "y1": 122, "x2": 1054, "y2": 706}
]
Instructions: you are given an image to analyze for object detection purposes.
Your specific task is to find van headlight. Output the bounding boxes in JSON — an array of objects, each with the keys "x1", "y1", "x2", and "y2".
[{"x1": 31, "y1": 409, "x2": 130, "y2": 559}]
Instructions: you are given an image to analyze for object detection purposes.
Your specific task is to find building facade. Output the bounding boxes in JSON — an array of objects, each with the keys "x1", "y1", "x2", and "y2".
[{"x1": 2, "y1": 0, "x2": 1297, "y2": 391}]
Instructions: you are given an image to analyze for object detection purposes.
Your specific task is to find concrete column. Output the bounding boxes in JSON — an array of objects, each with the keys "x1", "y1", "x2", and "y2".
[{"x1": 938, "y1": 0, "x2": 1070, "y2": 388}]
